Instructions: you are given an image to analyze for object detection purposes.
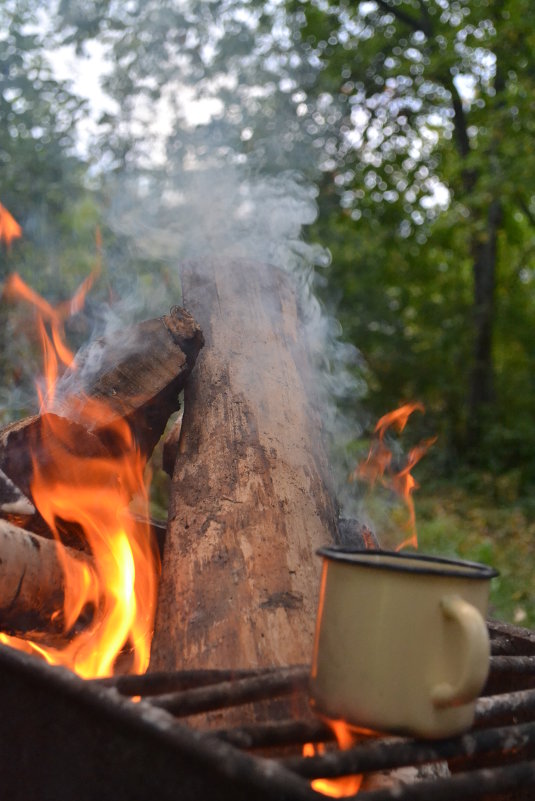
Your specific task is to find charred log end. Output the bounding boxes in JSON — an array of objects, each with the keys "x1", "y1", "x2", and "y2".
[
  {"x1": 337, "y1": 518, "x2": 379, "y2": 550},
  {"x1": 162, "y1": 306, "x2": 205, "y2": 368},
  {"x1": 123, "y1": 308, "x2": 204, "y2": 460}
]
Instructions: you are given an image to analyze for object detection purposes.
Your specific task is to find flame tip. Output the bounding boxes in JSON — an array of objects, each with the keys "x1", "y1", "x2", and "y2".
[{"x1": 354, "y1": 403, "x2": 435, "y2": 551}]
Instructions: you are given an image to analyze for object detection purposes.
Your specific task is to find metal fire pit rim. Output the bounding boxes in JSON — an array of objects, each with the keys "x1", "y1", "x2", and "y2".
[{"x1": 0, "y1": 643, "x2": 321, "y2": 801}]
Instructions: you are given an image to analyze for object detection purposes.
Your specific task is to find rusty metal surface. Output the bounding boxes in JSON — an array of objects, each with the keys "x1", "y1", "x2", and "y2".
[
  {"x1": 0, "y1": 644, "x2": 315, "y2": 801},
  {"x1": 0, "y1": 618, "x2": 534, "y2": 801}
]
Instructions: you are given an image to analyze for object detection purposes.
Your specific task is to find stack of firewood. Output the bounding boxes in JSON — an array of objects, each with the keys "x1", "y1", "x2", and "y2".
[
  {"x1": 0, "y1": 306, "x2": 204, "y2": 641},
  {"x1": 1, "y1": 259, "x2": 377, "y2": 689}
]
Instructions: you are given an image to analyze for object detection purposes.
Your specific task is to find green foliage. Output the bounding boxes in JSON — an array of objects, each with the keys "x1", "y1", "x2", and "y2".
[
  {"x1": 0, "y1": 0, "x2": 89, "y2": 273},
  {"x1": 2, "y1": 1, "x2": 533, "y2": 478},
  {"x1": 299, "y1": 0, "x2": 535, "y2": 479},
  {"x1": 41, "y1": 0, "x2": 535, "y2": 484},
  {"x1": 417, "y1": 484, "x2": 535, "y2": 627},
  {"x1": 0, "y1": 1, "x2": 532, "y2": 628},
  {"x1": 0, "y1": 1, "x2": 95, "y2": 417}
]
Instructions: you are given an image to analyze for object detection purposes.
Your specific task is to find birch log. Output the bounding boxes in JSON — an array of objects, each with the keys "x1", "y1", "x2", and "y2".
[
  {"x1": 0, "y1": 467, "x2": 34, "y2": 516},
  {"x1": 0, "y1": 519, "x2": 95, "y2": 636},
  {"x1": 150, "y1": 259, "x2": 338, "y2": 674}
]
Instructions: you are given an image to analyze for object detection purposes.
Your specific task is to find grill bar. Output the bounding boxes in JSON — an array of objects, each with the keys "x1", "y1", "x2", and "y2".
[
  {"x1": 212, "y1": 687, "x2": 535, "y2": 750},
  {"x1": 355, "y1": 760, "x2": 535, "y2": 801},
  {"x1": 488, "y1": 655, "x2": 535, "y2": 674},
  {"x1": 94, "y1": 666, "x2": 278, "y2": 696},
  {"x1": 215, "y1": 718, "x2": 333, "y2": 749},
  {"x1": 475, "y1": 687, "x2": 535, "y2": 726},
  {"x1": 488, "y1": 619, "x2": 535, "y2": 647},
  {"x1": 281, "y1": 720, "x2": 535, "y2": 778},
  {"x1": 147, "y1": 666, "x2": 308, "y2": 716}
]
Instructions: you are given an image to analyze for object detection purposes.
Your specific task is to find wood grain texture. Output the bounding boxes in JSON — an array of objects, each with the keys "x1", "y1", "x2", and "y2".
[{"x1": 150, "y1": 259, "x2": 338, "y2": 675}]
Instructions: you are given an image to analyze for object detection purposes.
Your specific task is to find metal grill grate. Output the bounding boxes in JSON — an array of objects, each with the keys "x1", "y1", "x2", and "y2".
[{"x1": 0, "y1": 619, "x2": 533, "y2": 801}]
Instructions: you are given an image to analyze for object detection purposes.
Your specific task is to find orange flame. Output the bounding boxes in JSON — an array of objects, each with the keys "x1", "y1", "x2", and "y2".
[
  {"x1": 303, "y1": 721, "x2": 363, "y2": 797},
  {"x1": 1, "y1": 272, "x2": 159, "y2": 678},
  {"x1": 0, "y1": 202, "x2": 22, "y2": 249},
  {"x1": 350, "y1": 403, "x2": 436, "y2": 550}
]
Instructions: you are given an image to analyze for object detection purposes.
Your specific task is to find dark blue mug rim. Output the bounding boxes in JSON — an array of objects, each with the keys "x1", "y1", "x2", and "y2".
[{"x1": 317, "y1": 546, "x2": 499, "y2": 580}]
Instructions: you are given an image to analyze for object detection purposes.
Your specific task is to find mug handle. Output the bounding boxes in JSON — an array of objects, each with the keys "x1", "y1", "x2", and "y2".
[{"x1": 431, "y1": 594, "x2": 491, "y2": 709}]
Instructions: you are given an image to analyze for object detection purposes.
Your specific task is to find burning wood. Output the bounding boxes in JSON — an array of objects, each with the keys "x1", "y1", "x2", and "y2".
[
  {"x1": 52, "y1": 306, "x2": 204, "y2": 460},
  {"x1": 0, "y1": 273, "x2": 203, "y2": 676},
  {"x1": 0, "y1": 306, "x2": 203, "y2": 543},
  {"x1": 350, "y1": 402, "x2": 436, "y2": 551},
  {"x1": 0, "y1": 201, "x2": 22, "y2": 250},
  {"x1": 0, "y1": 519, "x2": 95, "y2": 638},
  {"x1": 0, "y1": 413, "x2": 110, "y2": 508}
]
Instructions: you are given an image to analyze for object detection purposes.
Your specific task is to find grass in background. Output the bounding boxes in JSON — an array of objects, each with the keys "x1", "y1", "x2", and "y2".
[{"x1": 415, "y1": 482, "x2": 535, "y2": 628}]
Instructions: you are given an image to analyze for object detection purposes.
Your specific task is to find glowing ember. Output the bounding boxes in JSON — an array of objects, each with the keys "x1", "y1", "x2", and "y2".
[
  {"x1": 303, "y1": 721, "x2": 363, "y2": 797},
  {"x1": 0, "y1": 202, "x2": 22, "y2": 249},
  {"x1": 350, "y1": 402, "x2": 436, "y2": 550},
  {"x1": 0, "y1": 272, "x2": 160, "y2": 678}
]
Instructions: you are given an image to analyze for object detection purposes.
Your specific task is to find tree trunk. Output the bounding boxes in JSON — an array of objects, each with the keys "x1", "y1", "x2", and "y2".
[
  {"x1": 466, "y1": 199, "x2": 503, "y2": 448},
  {"x1": 150, "y1": 258, "x2": 338, "y2": 675}
]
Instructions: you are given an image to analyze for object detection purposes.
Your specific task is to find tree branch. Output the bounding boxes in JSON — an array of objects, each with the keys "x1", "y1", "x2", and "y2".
[
  {"x1": 373, "y1": 0, "x2": 432, "y2": 38},
  {"x1": 372, "y1": 0, "x2": 470, "y2": 165},
  {"x1": 447, "y1": 77, "x2": 472, "y2": 160},
  {"x1": 515, "y1": 194, "x2": 535, "y2": 228}
]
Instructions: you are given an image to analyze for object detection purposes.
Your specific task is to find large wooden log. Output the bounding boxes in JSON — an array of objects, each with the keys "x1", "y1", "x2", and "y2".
[{"x1": 150, "y1": 259, "x2": 338, "y2": 675}]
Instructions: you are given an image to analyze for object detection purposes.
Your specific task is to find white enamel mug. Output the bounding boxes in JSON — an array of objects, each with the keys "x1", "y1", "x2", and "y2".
[{"x1": 310, "y1": 548, "x2": 499, "y2": 738}]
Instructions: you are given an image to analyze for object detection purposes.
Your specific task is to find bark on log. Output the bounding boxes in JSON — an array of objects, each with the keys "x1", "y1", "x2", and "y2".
[
  {"x1": 150, "y1": 258, "x2": 338, "y2": 676},
  {"x1": 0, "y1": 519, "x2": 95, "y2": 636}
]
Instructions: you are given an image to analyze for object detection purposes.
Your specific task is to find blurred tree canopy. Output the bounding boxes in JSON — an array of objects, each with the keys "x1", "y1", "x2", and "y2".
[
  {"x1": 0, "y1": 0, "x2": 100, "y2": 418},
  {"x1": 2, "y1": 0, "x2": 535, "y2": 485},
  {"x1": 0, "y1": 0, "x2": 94, "y2": 285}
]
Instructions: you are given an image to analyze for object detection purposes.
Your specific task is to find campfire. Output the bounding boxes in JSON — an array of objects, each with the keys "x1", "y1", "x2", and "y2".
[
  {"x1": 0, "y1": 208, "x2": 534, "y2": 800},
  {"x1": 0, "y1": 266, "x2": 203, "y2": 676}
]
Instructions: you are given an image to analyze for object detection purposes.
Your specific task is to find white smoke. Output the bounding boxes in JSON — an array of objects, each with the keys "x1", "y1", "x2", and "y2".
[{"x1": 101, "y1": 158, "x2": 367, "y2": 518}]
